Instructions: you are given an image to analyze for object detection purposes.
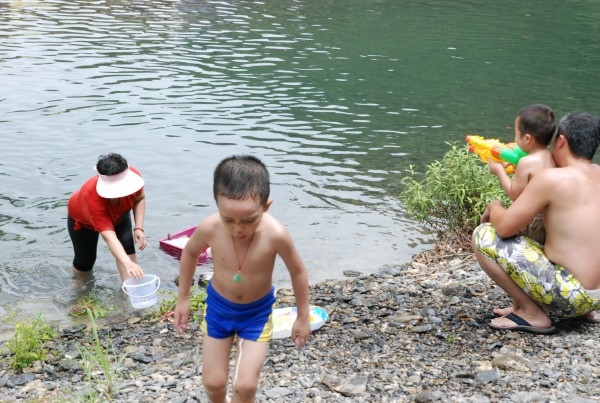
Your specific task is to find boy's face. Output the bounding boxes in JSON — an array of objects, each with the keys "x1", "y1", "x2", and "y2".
[
  {"x1": 513, "y1": 116, "x2": 527, "y2": 149},
  {"x1": 513, "y1": 117, "x2": 522, "y2": 141},
  {"x1": 216, "y1": 195, "x2": 268, "y2": 240}
]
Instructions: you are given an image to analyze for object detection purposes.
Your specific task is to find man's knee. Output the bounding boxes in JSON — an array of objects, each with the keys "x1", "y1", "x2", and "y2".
[{"x1": 472, "y1": 222, "x2": 490, "y2": 249}]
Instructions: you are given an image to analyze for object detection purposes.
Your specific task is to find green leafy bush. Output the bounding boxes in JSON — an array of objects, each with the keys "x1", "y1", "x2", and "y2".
[
  {"x1": 5, "y1": 315, "x2": 57, "y2": 370},
  {"x1": 400, "y1": 142, "x2": 510, "y2": 238}
]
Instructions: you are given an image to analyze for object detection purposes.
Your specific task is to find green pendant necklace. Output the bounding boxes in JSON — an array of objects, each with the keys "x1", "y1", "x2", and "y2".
[{"x1": 232, "y1": 233, "x2": 254, "y2": 283}]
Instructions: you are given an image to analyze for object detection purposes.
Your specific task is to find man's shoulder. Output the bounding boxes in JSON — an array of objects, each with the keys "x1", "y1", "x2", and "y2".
[
  {"x1": 523, "y1": 166, "x2": 565, "y2": 194},
  {"x1": 532, "y1": 164, "x2": 597, "y2": 190},
  {"x1": 533, "y1": 165, "x2": 567, "y2": 180}
]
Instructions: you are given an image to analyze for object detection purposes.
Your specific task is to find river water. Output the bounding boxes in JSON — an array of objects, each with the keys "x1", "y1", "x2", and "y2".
[{"x1": 1, "y1": 0, "x2": 599, "y2": 336}]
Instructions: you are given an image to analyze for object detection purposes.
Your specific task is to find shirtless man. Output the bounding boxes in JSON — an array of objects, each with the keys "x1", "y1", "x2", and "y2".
[{"x1": 472, "y1": 111, "x2": 600, "y2": 334}]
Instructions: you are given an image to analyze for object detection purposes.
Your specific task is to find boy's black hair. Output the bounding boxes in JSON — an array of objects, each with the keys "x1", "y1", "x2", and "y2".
[
  {"x1": 213, "y1": 155, "x2": 270, "y2": 206},
  {"x1": 557, "y1": 112, "x2": 600, "y2": 160},
  {"x1": 97, "y1": 153, "x2": 128, "y2": 176},
  {"x1": 517, "y1": 104, "x2": 556, "y2": 146}
]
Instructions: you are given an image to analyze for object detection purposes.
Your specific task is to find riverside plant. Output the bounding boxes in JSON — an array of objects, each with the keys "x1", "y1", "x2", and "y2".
[
  {"x1": 68, "y1": 295, "x2": 113, "y2": 319},
  {"x1": 155, "y1": 285, "x2": 207, "y2": 322},
  {"x1": 4, "y1": 315, "x2": 57, "y2": 371},
  {"x1": 399, "y1": 142, "x2": 510, "y2": 240},
  {"x1": 77, "y1": 308, "x2": 126, "y2": 400}
]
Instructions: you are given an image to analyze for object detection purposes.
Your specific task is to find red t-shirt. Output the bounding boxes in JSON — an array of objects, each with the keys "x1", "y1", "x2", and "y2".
[{"x1": 68, "y1": 167, "x2": 143, "y2": 232}]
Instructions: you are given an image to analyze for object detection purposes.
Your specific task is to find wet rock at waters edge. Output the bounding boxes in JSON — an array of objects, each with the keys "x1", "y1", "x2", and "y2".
[{"x1": 60, "y1": 323, "x2": 87, "y2": 335}]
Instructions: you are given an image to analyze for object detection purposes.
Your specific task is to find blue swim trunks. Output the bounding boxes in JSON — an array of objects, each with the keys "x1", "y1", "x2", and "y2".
[{"x1": 201, "y1": 281, "x2": 276, "y2": 342}]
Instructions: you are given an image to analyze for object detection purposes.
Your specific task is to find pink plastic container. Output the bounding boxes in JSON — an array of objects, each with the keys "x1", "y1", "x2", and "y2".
[{"x1": 159, "y1": 226, "x2": 211, "y2": 265}]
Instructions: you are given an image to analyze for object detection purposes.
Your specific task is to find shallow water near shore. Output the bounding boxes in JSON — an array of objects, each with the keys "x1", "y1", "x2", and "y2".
[{"x1": 1, "y1": 0, "x2": 600, "y2": 338}]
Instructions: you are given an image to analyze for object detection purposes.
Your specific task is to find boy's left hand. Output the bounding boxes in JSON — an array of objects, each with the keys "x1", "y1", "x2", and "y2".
[{"x1": 290, "y1": 318, "x2": 311, "y2": 348}]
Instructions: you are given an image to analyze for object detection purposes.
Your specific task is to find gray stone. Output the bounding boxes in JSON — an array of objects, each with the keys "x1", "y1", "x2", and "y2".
[
  {"x1": 474, "y1": 368, "x2": 500, "y2": 385},
  {"x1": 58, "y1": 358, "x2": 80, "y2": 371},
  {"x1": 322, "y1": 374, "x2": 367, "y2": 397},
  {"x1": 7, "y1": 373, "x2": 35, "y2": 387},
  {"x1": 264, "y1": 386, "x2": 293, "y2": 399}
]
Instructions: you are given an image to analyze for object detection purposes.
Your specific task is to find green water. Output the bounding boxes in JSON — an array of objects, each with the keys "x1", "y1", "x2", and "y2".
[{"x1": 1, "y1": 0, "x2": 599, "y2": 334}]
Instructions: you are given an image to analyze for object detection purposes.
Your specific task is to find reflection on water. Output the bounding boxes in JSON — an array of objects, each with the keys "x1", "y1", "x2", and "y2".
[{"x1": 1, "y1": 0, "x2": 600, "y2": 338}]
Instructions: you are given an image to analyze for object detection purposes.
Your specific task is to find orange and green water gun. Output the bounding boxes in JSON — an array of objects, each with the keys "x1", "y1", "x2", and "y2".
[{"x1": 466, "y1": 135, "x2": 528, "y2": 175}]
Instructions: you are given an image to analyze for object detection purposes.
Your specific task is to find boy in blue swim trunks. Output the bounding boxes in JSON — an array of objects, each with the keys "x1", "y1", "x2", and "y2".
[
  {"x1": 174, "y1": 155, "x2": 311, "y2": 402},
  {"x1": 473, "y1": 111, "x2": 600, "y2": 334}
]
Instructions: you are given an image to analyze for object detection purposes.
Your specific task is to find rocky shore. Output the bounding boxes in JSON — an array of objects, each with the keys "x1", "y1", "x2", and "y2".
[{"x1": 1, "y1": 250, "x2": 600, "y2": 402}]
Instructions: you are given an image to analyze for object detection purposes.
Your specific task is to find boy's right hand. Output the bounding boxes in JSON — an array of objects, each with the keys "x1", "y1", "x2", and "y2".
[
  {"x1": 173, "y1": 300, "x2": 190, "y2": 333},
  {"x1": 488, "y1": 160, "x2": 507, "y2": 177}
]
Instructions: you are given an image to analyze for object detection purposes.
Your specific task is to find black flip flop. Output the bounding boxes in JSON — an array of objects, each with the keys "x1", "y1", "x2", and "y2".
[
  {"x1": 579, "y1": 311, "x2": 600, "y2": 324},
  {"x1": 489, "y1": 312, "x2": 556, "y2": 335}
]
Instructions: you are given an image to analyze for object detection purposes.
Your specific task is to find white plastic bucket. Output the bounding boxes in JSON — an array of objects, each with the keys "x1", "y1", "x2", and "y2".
[{"x1": 122, "y1": 274, "x2": 161, "y2": 309}]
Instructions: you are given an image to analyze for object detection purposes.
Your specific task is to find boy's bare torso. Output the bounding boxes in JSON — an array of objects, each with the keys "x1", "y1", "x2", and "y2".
[{"x1": 201, "y1": 212, "x2": 281, "y2": 303}]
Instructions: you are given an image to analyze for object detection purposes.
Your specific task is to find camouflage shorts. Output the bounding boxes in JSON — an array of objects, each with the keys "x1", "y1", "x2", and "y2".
[{"x1": 473, "y1": 223, "x2": 600, "y2": 318}]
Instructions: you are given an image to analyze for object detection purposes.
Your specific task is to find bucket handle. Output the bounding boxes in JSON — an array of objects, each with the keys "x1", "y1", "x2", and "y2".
[{"x1": 121, "y1": 276, "x2": 161, "y2": 299}]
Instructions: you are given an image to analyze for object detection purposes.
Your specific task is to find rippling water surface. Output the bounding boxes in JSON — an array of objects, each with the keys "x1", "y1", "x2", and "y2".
[{"x1": 1, "y1": 0, "x2": 599, "y2": 336}]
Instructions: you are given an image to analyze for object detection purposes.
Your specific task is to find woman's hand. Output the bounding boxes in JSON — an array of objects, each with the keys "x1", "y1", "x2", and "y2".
[
  {"x1": 124, "y1": 261, "x2": 145, "y2": 279},
  {"x1": 134, "y1": 228, "x2": 147, "y2": 250}
]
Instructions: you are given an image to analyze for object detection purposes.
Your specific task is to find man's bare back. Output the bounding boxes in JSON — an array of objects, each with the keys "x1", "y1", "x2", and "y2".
[{"x1": 540, "y1": 164, "x2": 600, "y2": 290}]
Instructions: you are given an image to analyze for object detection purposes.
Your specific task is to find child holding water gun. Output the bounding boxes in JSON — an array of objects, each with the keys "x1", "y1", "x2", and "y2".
[{"x1": 488, "y1": 104, "x2": 556, "y2": 243}]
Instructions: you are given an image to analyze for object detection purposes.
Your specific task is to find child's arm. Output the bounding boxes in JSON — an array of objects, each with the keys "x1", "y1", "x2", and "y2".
[
  {"x1": 276, "y1": 228, "x2": 311, "y2": 348},
  {"x1": 173, "y1": 222, "x2": 207, "y2": 332},
  {"x1": 489, "y1": 159, "x2": 530, "y2": 201},
  {"x1": 489, "y1": 161, "x2": 515, "y2": 200}
]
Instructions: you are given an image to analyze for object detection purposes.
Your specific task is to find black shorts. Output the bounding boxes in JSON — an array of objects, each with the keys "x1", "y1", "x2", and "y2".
[{"x1": 67, "y1": 213, "x2": 135, "y2": 271}]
